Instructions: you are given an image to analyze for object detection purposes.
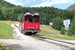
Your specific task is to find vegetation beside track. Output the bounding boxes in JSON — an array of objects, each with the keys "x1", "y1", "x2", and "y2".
[
  {"x1": 0, "y1": 43, "x2": 9, "y2": 50},
  {"x1": 0, "y1": 21, "x2": 14, "y2": 39},
  {"x1": 0, "y1": 21, "x2": 14, "y2": 50},
  {"x1": 37, "y1": 25, "x2": 75, "y2": 40}
]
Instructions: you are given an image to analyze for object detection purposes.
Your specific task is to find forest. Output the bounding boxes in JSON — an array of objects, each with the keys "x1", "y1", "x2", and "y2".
[{"x1": 0, "y1": 0, "x2": 75, "y2": 36}]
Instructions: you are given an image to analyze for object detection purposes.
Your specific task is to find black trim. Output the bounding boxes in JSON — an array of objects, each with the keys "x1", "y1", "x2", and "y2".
[{"x1": 22, "y1": 29, "x2": 40, "y2": 33}]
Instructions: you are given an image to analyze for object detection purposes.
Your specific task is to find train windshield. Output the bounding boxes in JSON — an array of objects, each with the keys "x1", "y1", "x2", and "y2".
[
  {"x1": 25, "y1": 17, "x2": 29, "y2": 21},
  {"x1": 35, "y1": 17, "x2": 39, "y2": 21},
  {"x1": 30, "y1": 17, "x2": 34, "y2": 22},
  {"x1": 25, "y1": 16, "x2": 39, "y2": 22}
]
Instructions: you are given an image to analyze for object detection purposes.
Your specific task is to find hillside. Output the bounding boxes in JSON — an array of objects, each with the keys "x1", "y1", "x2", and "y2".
[
  {"x1": 0, "y1": 0, "x2": 75, "y2": 37},
  {"x1": 0, "y1": 0, "x2": 20, "y2": 8},
  {"x1": 0, "y1": 21, "x2": 14, "y2": 39},
  {"x1": 67, "y1": 4, "x2": 75, "y2": 10},
  {"x1": 37, "y1": 25, "x2": 75, "y2": 40}
]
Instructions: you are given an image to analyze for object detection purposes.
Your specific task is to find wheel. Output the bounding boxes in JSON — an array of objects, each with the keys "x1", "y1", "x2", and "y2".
[
  {"x1": 25, "y1": 32, "x2": 28, "y2": 35},
  {"x1": 28, "y1": 32, "x2": 32, "y2": 35},
  {"x1": 25, "y1": 32, "x2": 32, "y2": 35},
  {"x1": 32, "y1": 32, "x2": 37, "y2": 35}
]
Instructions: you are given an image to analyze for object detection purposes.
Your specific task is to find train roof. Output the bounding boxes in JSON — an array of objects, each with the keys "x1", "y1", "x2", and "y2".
[{"x1": 24, "y1": 12, "x2": 39, "y2": 17}]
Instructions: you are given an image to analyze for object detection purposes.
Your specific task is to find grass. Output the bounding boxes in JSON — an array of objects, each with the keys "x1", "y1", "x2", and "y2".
[
  {"x1": 0, "y1": 21, "x2": 14, "y2": 39},
  {"x1": 37, "y1": 24, "x2": 75, "y2": 40},
  {"x1": 0, "y1": 21, "x2": 14, "y2": 50},
  {"x1": 0, "y1": 43, "x2": 9, "y2": 50},
  {"x1": 44, "y1": 35, "x2": 75, "y2": 40},
  {"x1": 0, "y1": 21, "x2": 15, "y2": 50}
]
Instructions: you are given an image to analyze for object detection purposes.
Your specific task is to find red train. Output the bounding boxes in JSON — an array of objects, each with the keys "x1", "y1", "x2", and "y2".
[{"x1": 19, "y1": 12, "x2": 40, "y2": 35}]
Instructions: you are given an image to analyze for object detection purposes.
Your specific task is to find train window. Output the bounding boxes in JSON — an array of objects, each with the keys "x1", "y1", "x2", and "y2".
[
  {"x1": 25, "y1": 17, "x2": 29, "y2": 21},
  {"x1": 35, "y1": 17, "x2": 39, "y2": 21},
  {"x1": 30, "y1": 17, "x2": 34, "y2": 22}
]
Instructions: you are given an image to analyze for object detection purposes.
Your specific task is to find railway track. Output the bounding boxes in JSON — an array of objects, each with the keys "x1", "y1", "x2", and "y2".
[
  {"x1": 32, "y1": 35, "x2": 75, "y2": 50},
  {"x1": 14, "y1": 23, "x2": 75, "y2": 50}
]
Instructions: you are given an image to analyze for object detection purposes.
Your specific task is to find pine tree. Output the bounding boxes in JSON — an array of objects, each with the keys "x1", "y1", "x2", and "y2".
[
  {"x1": 0, "y1": 9, "x2": 4, "y2": 20},
  {"x1": 68, "y1": 15, "x2": 75, "y2": 36},
  {"x1": 61, "y1": 27, "x2": 65, "y2": 35},
  {"x1": 51, "y1": 17, "x2": 63, "y2": 30}
]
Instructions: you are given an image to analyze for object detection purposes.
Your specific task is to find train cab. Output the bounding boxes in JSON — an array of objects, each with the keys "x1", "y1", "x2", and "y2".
[{"x1": 19, "y1": 12, "x2": 40, "y2": 35}]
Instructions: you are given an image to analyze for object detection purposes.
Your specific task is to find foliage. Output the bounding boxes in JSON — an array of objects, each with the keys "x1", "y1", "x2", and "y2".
[
  {"x1": 2, "y1": 47, "x2": 9, "y2": 50},
  {"x1": 68, "y1": 15, "x2": 75, "y2": 36},
  {"x1": 18, "y1": 13, "x2": 24, "y2": 22},
  {"x1": 0, "y1": 0, "x2": 75, "y2": 36},
  {"x1": 0, "y1": 9, "x2": 4, "y2": 20},
  {"x1": 61, "y1": 27, "x2": 65, "y2": 35},
  {"x1": 0, "y1": 43, "x2": 9, "y2": 50},
  {"x1": 0, "y1": 0, "x2": 20, "y2": 8},
  {"x1": 0, "y1": 6, "x2": 75, "y2": 31},
  {"x1": 67, "y1": 4, "x2": 75, "y2": 10},
  {"x1": 51, "y1": 17, "x2": 63, "y2": 30}
]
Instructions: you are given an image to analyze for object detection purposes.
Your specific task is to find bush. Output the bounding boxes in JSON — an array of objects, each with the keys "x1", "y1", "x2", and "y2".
[
  {"x1": 2, "y1": 47, "x2": 9, "y2": 50},
  {"x1": 61, "y1": 27, "x2": 65, "y2": 35}
]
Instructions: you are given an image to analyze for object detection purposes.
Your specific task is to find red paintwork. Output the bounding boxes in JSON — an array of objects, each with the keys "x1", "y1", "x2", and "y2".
[
  {"x1": 19, "y1": 14, "x2": 40, "y2": 31},
  {"x1": 5, "y1": 20, "x2": 12, "y2": 21}
]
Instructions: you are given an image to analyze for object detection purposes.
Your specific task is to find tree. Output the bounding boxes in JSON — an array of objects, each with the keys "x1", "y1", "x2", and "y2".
[
  {"x1": 61, "y1": 27, "x2": 65, "y2": 35},
  {"x1": 0, "y1": 9, "x2": 4, "y2": 20},
  {"x1": 51, "y1": 17, "x2": 63, "y2": 30},
  {"x1": 18, "y1": 13, "x2": 24, "y2": 22},
  {"x1": 68, "y1": 15, "x2": 75, "y2": 36},
  {"x1": 0, "y1": 9, "x2": 2, "y2": 14}
]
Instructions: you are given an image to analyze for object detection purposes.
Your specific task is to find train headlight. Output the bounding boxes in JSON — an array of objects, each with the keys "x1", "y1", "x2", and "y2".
[
  {"x1": 36, "y1": 27, "x2": 39, "y2": 30},
  {"x1": 27, "y1": 27, "x2": 30, "y2": 29}
]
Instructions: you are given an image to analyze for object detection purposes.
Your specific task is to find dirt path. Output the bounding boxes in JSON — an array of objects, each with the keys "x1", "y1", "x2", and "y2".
[{"x1": 0, "y1": 23, "x2": 71, "y2": 50}]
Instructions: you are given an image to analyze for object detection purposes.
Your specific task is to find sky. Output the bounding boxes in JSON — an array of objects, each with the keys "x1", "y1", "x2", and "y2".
[{"x1": 5, "y1": 0, "x2": 75, "y2": 9}]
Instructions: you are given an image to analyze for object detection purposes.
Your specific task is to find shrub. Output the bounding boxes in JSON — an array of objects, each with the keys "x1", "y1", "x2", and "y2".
[{"x1": 61, "y1": 27, "x2": 65, "y2": 35}]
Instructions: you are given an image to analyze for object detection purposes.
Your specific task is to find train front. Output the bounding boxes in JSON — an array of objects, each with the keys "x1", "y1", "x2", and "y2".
[{"x1": 23, "y1": 13, "x2": 40, "y2": 35}]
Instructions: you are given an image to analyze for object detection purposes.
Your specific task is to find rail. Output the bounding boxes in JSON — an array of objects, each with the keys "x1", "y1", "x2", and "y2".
[
  {"x1": 32, "y1": 35, "x2": 75, "y2": 50},
  {"x1": 14, "y1": 23, "x2": 75, "y2": 50}
]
